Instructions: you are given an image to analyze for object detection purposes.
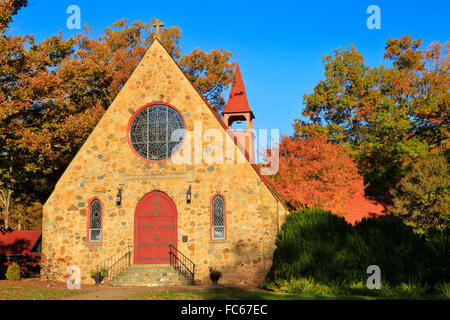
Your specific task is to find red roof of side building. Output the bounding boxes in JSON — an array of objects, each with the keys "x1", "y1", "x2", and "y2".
[
  {"x1": 337, "y1": 192, "x2": 393, "y2": 225},
  {"x1": 222, "y1": 65, "x2": 254, "y2": 118},
  {"x1": 0, "y1": 230, "x2": 42, "y2": 255}
]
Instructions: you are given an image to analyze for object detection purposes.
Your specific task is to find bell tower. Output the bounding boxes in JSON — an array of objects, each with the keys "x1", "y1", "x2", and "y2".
[{"x1": 222, "y1": 65, "x2": 256, "y2": 163}]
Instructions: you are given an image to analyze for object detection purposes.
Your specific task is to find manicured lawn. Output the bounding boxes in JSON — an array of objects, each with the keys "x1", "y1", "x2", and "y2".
[
  {"x1": 127, "y1": 286, "x2": 382, "y2": 300},
  {"x1": 0, "y1": 279, "x2": 88, "y2": 300},
  {"x1": 1, "y1": 281, "x2": 446, "y2": 300}
]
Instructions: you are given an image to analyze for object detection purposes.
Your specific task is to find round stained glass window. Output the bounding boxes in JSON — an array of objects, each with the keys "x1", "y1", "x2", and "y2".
[{"x1": 129, "y1": 104, "x2": 185, "y2": 161}]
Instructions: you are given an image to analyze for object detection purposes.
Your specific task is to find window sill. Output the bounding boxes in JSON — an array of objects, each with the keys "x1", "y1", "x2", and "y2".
[
  {"x1": 209, "y1": 240, "x2": 228, "y2": 244},
  {"x1": 85, "y1": 242, "x2": 103, "y2": 247}
]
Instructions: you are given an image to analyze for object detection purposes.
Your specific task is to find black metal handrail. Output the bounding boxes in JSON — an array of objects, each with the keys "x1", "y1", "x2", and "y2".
[
  {"x1": 96, "y1": 245, "x2": 133, "y2": 281},
  {"x1": 169, "y1": 245, "x2": 196, "y2": 285}
]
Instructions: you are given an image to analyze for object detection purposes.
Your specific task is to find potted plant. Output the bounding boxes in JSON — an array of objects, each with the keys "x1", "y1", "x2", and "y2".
[
  {"x1": 209, "y1": 267, "x2": 222, "y2": 285},
  {"x1": 90, "y1": 268, "x2": 108, "y2": 285}
]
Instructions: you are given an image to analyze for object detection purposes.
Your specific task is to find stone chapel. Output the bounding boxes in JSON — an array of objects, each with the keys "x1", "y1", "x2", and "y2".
[{"x1": 42, "y1": 34, "x2": 288, "y2": 286}]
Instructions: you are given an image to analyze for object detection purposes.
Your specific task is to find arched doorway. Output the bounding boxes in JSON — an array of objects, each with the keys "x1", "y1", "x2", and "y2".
[{"x1": 134, "y1": 191, "x2": 178, "y2": 264}]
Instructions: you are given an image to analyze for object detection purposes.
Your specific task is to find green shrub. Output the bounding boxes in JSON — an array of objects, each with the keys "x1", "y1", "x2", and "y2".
[
  {"x1": 353, "y1": 215, "x2": 429, "y2": 284},
  {"x1": 261, "y1": 277, "x2": 335, "y2": 295},
  {"x1": 262, "y1": 278, "x2": 440, "y2": 298},
  {"x1": 5, "y1": 262, "x2": 21, "y2": 281},
  {"x1": 266, "y1": 208, "x2": 448, "y2": 288},
  {"x1": 267, "y1": 208, "x2": 353, "y2": 284},
  {"x1": 436, "y1": 283, "x2": 450, "y2": 299},
  {"x1": 394, "y1": 283, "x2": 429, "y2": 299},
  {"x1": 424, "y1": 228, "x2": 450, "y2": 284},
  {"x1": 288, "y1": 278, "x2": 334, "y2": 296},
  {"x1": 90, "y1": 268, "x2": 108, "y2": 278},
  {"x1": 100, "y1": 268, "x2": 108, "y2": 277}
]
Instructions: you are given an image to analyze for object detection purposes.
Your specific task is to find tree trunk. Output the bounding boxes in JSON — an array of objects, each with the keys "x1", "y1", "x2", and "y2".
[
  {"x1": 0, "y1": 188, "x2": 13, "y2": 229},
  {"x1": 5, "y1": 206, "x2": 9, "y2": 229}
]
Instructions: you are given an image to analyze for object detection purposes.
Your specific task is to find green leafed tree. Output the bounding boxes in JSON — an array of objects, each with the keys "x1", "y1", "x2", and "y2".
[
  {"x1": 390, "y1": 153, "x2": 450, "y2": 234},
  {"x1": 296, "y1": 36, "x2": 449, "y2": 195}
]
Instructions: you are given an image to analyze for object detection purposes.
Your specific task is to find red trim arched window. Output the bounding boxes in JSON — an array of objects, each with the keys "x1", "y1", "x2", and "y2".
[
  {"x1": 210, "y1": 194, "x2": 226, "y2": 240},
  {"x1": 87, "y1": 198, "x2": 103, "y2": 243}
]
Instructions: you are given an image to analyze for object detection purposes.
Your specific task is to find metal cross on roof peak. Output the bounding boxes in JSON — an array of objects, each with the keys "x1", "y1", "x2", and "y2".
[{"x1": 152, "y1": 18, "x2": 164, "y2": 41}]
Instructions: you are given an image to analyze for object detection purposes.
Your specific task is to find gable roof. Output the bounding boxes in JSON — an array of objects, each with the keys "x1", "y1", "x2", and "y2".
[
  {"x1": 0, "y1": 230, "x2": 42, "y2": 255},
  {"x1": 149, "y1": 40, "x2": 285, "y2": 208},
  {"x1": 45, "y1": 39, "x2": 287, "y2": 211},
  {"x1": 222, "y1": 64, "x2": 254, "y2": 118}
]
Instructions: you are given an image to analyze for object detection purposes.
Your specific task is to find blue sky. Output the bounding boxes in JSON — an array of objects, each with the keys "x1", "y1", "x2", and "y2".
[{"x1": 8, "y1": 0, "x2": 450, "y2": 137}]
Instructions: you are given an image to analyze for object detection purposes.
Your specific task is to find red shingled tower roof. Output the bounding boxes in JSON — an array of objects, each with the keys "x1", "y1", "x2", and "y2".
[{"x1": 222, "y1": 65, "x2": 255, "y2": 119}]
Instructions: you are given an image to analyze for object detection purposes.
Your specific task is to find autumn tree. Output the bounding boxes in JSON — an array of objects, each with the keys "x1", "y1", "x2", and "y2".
[
  {"x1": 296, "y1": 36, "x2": 449, "y2": 195},
  {"x1": 0, "y1": 27, "x2": 75, "y2": 204},
  {"x1": 180, "y1": 48, "x2": 235, "y2": 111},
  {"x1": 0, "y1": 0, "x2": 40, "y2": 220},
  {"x1": 10, "y1": 199, "x2": 42, "y2": 230},
  {"x1": 0, "y1": 0, "x2": 27, "y2": 33},
  {"x1": 0, "y1": 0, "x2": 29, "y2": 230},
  {"x1": 267, "y1": 135, "x2": 365, "y2": 213}
]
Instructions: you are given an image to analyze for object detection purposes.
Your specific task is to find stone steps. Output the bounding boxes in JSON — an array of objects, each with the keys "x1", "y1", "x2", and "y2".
[
  {"x1": 125, "y1": 267, "x2": 178, "y2": 273},
  {"x1": 105, "y1": 281, "x2": 187, "y2": 287},
  {"x1": 119, "y1": 271, "x2": 183, "y2": 278},
  {"x1": 112, "y1": 275, "x2": 187, "y2": 282},
  {"x1": 104, "y1": 264, "x2": 190, "y2": 287}
]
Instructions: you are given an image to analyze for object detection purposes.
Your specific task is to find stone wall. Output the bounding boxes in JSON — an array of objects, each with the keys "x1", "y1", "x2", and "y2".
[{"x1": 42, "y1": 40, "x2": 287, "y2": 285}]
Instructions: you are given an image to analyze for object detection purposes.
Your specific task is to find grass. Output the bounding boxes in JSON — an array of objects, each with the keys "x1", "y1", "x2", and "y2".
[
  {"x1": 127, "y1": 286, "x2": 383, "y2": 300},
  {"x1": 1, "y1": 279, "x2": 447, "y2": 300},
  {"x1": 260, "y1": 278, "x2": 450, "y2": 300},
  {"x1": 0, "y1": 279, "x2": 87, "y2": 300}
]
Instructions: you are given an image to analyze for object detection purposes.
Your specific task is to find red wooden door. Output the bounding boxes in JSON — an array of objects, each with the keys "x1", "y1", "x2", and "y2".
[{"x1": 134, "y1": 191, "x2": 177, "y2": 264}]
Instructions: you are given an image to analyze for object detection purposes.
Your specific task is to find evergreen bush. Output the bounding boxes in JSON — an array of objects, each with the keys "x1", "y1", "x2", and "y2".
[
  {"x1": 5, "y1": 262, "x2": 21, "y2": 281},
  {"x1": 353, "y1": 216, "x2": 429, "y2": 284},
  {"x1": 267, "y1": 208, "x2": 353, "y2": 284},
  {"x1": 266, "y1": 209, "x2": 448, "y2": 288},
  {"x1": 424, "y1": 228, "x2": 450, "y2": 284}
]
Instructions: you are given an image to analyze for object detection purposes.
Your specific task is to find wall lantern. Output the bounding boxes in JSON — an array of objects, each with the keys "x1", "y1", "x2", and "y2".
[
  {"x1": 186, "y1": 185, "x2": 192, "y2": 204},
  {"x1": 116, "y1": 187, "x2": 123, "y2": 206}
]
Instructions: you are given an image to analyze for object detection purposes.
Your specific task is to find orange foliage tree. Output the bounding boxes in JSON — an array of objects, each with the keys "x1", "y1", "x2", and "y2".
[
  {"x1": 268, "y1": 135, "x2": 365, "y2": 213},
  {"x1": 0, "y1": 7, "x2": 235, "y2": 207},
  {"x1": 0, "y1": 3, "x2": 236, "y2": 228}
]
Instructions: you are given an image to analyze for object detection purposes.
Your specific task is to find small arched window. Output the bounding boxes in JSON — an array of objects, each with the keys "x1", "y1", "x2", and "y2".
[
  {"x1": 211, "y1": 195, "x2": 226, "y2": 240},
  {"x1": 88, "y1": 199, "x2": 102, "y2": 242}
]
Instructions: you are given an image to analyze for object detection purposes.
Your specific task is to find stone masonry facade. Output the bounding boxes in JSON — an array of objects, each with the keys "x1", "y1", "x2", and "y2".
[{"x1": 42, "y1": 39, "x2": 288, "y2": 285}]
